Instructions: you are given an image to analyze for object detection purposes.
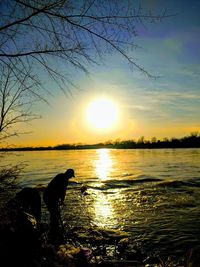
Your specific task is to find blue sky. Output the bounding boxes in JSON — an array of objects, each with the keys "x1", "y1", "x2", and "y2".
[{"x1": 11, "y1": 0, "x2": 200, "y2": 146}]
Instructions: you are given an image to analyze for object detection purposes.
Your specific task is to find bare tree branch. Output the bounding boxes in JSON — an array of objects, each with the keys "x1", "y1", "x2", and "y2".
[
  {"x1": 0, "y1": 0, "x2": 172, "y2": 81},
  {"x1": 0, "y1": 0, "x2": 173, "y2": 144},
  {"x1": 0, "y1": 62, "x2": 41, "y2": 141}
]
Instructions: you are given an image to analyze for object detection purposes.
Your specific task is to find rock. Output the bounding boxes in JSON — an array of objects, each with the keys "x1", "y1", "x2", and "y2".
[
  {"x1": 56, "y1": 243, "x2": 93, "y2": 267},
  {"x1": 58, "y1": 244, "x2": 81, "y2": 256},
  {"x1": 73, "y1": 226, "x2": 104, "y2": 243},
  {"x1": 80, "y1": 247, "x2": 93, "y2": 260}
]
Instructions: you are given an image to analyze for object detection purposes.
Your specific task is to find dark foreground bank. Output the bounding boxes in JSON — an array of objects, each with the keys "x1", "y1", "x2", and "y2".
[
  {"x1": 0, "y1": 171, "x2": 200, "y2": 267},
  {"x1": 0, "y1": 190, "x2": 200, "y2": 267}
]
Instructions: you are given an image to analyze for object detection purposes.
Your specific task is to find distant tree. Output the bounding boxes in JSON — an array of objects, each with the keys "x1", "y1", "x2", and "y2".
[
  {"x1": 181, "y1": 132, "x2": 200, "y2": 147},
  {"x1": 170, "y1": 137, "x2": 180, "y2": 148},
  {"x1": 162, "y1": 137, "x2": 169, "y2": 142},
  {"x1": 137, "y1": 136, "x2": 145, "y2": 145},
  {"x1": 151, "y1": 137, "x2": 157, "y2": 144},
  {"x1": 189, "y1": 132, "x2": 199, "y2": 138}
]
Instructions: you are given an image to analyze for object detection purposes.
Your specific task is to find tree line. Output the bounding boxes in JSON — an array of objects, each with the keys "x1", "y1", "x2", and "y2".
[{"x1": 1, "y1": 132, "x2": 200, "y2": 151}]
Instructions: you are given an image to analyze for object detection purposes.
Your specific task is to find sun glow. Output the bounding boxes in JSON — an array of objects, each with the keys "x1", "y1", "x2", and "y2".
[{"x1": 85, "y1": 97, "x2": 119, "y2": 131}]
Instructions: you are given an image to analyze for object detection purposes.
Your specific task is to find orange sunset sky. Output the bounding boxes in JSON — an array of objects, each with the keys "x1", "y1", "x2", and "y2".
[{"x1": 6, "y1": 0, "x2": 200, "y2": 147}]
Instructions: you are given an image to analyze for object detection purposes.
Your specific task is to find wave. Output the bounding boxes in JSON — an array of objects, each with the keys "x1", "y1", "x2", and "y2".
[
  {"x1": 35, "y1": 176, "x2": 200, "y2": 193},
  {"x1": 157, "y1": 179, "x2": 200, "y2": 189},
  {"x1": 83, "y1": 176, "x2": 162, "y2": 191},
  {"x1": 78, "y1": 176, "x2": 200, "y2": 192}
]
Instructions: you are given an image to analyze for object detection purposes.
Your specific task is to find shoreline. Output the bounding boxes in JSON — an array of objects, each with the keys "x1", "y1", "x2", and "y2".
[
  {"x1": 1, "y1": 146, "x2": 200, "y2": 152},
  {"x1": 1, "y1": 133, "x2": 200, "y2": 151}
]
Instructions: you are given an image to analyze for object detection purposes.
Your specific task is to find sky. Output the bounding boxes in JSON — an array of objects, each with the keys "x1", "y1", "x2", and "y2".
[{"x1": 10, "y1": 0, "x2": 200, "y2": 147}]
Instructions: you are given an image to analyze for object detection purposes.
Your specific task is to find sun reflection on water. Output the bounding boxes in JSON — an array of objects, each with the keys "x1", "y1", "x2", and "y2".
[
  {"x1": 95, "y1": 149, "x2": 113, "y2": 180},
  {"x1": 91, "y1": 149, "x2": 117, "y2": 228},
  {"x1": 92, "y1": 192, "x2": 114, "y2": 228}
]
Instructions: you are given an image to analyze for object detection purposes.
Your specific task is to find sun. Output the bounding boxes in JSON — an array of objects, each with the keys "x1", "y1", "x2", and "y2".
[{"x1": 85, "y1": 97, "x2": 119, "y2": 131}]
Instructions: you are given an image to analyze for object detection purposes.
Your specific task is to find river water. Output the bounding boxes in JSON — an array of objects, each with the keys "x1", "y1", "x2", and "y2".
[{"x1": 1, "y1": 148, "x2": 200, "y2": 258}]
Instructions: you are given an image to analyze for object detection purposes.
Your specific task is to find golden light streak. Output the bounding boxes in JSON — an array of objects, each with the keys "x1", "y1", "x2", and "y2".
[{"x1": 95, "y1": 149, "x2": 113, "y2": 180}]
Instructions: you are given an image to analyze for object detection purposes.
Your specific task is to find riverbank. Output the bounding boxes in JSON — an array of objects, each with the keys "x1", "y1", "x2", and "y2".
[
  {"x1": 0, "y1": 188, "x2": 199, "y2": 267},
  {"x1": 1, "y1": 133, "x2": 200, "y2": 151}
]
